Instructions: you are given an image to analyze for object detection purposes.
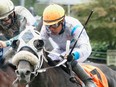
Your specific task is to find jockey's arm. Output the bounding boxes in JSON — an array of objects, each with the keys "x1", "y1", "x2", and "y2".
[
  {"x1": 66, "y1": 27, "x2": 92, "y2": 63},
  {"x1": 5, "y1": 35, "x2": 19, "y2": 47}
]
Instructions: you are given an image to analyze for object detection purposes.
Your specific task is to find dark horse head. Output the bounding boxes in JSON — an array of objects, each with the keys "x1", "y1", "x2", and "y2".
[{"x1": 12, "y1": 26, "x2": 82, "y2": 87}]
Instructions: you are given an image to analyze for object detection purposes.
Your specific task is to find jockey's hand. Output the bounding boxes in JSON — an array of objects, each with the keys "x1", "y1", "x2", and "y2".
[
  {"x1": 67, "y1": 54, "x2": 74, "y2": 62},
  {"x1": 67, "y1": 52, "x2": 80, "y2": 62},
  {"x1": 0, "y1": 40, "x2": 7, "y2": 48}
]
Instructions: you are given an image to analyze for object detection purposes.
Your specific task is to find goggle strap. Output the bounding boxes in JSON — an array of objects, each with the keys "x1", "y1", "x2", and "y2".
[{"x1": 44, "y1": 15, "x2": 65, "y2": 23}]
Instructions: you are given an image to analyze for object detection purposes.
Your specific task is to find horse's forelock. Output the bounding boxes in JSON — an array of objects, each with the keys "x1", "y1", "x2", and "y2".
[{"x1": 12, "y1": 51, "x2": 39, "y2": 66}]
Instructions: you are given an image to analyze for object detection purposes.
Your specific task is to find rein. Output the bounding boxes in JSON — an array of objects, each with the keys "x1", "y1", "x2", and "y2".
[
  {"x1": 21, "y1": 49, "x2": 67, "y2": 85},
  {"x1": 26, "y1": 54, "x2": 44, "y2": 85},
  {"x1": 35, "y1": 49, "x2": 67, "y2": 73},
  {"x1": 30, "y1": 49, "x2": 83, "y2": 87}
]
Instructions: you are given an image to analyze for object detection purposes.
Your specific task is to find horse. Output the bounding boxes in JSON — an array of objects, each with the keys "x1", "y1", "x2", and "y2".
[{"x1": 10, "y1": 26, "x2": 116, "y2": 87}]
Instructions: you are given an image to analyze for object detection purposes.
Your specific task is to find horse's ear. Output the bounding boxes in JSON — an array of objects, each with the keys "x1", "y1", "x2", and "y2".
[
  {"x1": 11, "y1": 40, "x2": 20, "y2": 50},
  {"x1": 34, "y1": 39, "x2": 44, "y2": 50}
]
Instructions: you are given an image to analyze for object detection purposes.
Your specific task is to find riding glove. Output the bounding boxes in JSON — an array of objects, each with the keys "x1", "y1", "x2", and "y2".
[{"x1": 67, "y1": 52, "x2": 80, "y2": 62}]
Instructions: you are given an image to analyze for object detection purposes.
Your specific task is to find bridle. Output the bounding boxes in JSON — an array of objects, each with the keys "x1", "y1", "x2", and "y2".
[{"x1": 12, "y1": 25, "x2": 83, "y2": 86}]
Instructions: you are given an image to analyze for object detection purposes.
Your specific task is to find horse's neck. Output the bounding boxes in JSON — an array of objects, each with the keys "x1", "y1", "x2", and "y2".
[
  {"x1": 1, "y1": 63, "x2": 16, "y2": 71},
  {"x1": 0, "y1": 63, "x2": 16, "y2": 86}
]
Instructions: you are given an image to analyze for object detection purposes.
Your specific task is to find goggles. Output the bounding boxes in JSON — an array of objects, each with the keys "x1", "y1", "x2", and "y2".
[
  {"x1": 46, "y1": 21, "x2": 62, "y2": 29},
  {"x1": 0, "y1": 13, "x2": 13, "y2": 24}
]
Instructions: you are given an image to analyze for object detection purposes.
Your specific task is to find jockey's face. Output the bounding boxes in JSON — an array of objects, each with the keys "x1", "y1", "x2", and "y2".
[
  {"x1": 46, "y1": 20, "x2": 63, "y2": 35},
  {"x1": 0, "y1": 12, "x2": 14, "y2": 28}
]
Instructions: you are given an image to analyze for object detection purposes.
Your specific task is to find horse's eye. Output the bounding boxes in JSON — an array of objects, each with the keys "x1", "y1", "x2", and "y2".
[{"x1": 34, "y1": 40, "x2": 44, "y2": 50}]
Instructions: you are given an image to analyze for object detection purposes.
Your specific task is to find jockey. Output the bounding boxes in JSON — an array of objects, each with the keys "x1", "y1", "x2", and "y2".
[
  {"x1": 0, "y1": 0, "x2": 38, "y2": 63},
  {"x1": 40, "y1": 4, "x2": 97, "y2": 87}
]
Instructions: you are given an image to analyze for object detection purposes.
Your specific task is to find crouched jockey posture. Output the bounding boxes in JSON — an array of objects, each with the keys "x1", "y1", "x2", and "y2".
[
  {"x1": 40, "y1": 4, "x2": 96, "y2": 87},
  {"x1": 0, "y1": 0, "x2": 38, "y2": 64}
]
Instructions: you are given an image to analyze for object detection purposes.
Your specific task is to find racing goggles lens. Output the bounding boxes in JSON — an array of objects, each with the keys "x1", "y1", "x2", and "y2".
[
  {"x1": 0, "y1": 13, "x2": 13, "y2": 24},
  {"x1": 46, "y1": 21, "x2": 61, "y2": 29}
]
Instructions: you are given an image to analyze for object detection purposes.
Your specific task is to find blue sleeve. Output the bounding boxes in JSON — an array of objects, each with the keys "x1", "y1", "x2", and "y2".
[
  {"x1": 5, "y1": 35, "x2": 19, "y2": 47},
  {"x1": 73, "y1": 52, "x2": 80, "y2": 60},
  {"x1": 71, "y1": 25, "x2": 81, "y2": 36}
]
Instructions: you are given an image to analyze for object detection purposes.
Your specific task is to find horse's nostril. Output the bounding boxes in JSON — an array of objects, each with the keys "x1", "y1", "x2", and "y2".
[{"x1": 25, "y1": 70, "x2": 31, "y2": 75}]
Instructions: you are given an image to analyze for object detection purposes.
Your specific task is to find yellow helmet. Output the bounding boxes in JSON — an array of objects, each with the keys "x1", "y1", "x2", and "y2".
[
  {"x1": 43, "y1": 4, "x2": 65, "y2": 25},
  {"x1": 0, "y1": 0, "x2": 14, "y2": 19}
]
